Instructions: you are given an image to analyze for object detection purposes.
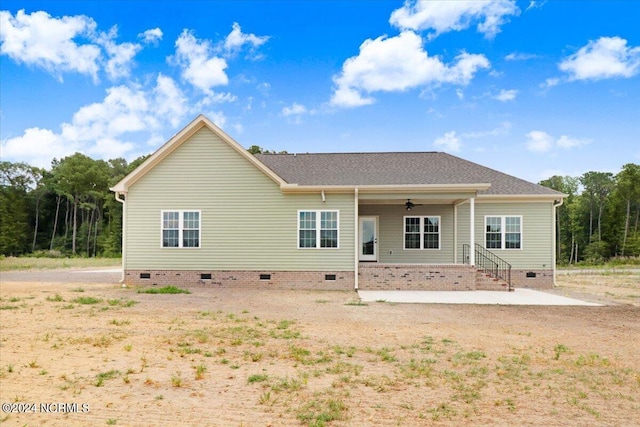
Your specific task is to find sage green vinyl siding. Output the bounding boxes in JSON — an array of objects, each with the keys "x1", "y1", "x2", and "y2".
[
  {"x1": 456, "y1": 201, "x2": 554, "y2": 269},
  {"x1": 359, "y1": 204, "x2": 455, "y2": 263},
  {"x1": 125, "y1": 127, "x2": 354, "y2": 271}
]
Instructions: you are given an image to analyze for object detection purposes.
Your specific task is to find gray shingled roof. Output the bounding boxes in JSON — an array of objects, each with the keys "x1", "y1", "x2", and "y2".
[{"x1": 255, "y1": 152, "x2": 561, "y2": 196}]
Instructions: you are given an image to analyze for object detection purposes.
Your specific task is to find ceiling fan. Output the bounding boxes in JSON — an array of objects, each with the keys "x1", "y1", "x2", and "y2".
[{"x1": 405, "y1": 199, "x2": 422, "y2": 211}]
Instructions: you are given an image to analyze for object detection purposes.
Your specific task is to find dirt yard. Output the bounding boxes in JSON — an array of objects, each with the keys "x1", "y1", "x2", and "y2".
[{"x1": 1, "y1": 271, "x2": 639, "y2": 426}]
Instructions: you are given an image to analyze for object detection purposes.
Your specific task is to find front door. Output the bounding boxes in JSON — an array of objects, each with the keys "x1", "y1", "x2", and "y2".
[{"x1": 359, "y1": 216, "x2": 378, "y2": 261}]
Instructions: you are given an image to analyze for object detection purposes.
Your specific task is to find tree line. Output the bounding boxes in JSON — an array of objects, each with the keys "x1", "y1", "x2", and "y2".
[
  {"x1": 1, "y1": 153, "x2": 638, "y2": 264},
  {"x1": 540, "y1": 164, "x2": 640, "y2": 264},
  {"x1": 0, "y1": 153, "x2": 147, "y2": 258}
]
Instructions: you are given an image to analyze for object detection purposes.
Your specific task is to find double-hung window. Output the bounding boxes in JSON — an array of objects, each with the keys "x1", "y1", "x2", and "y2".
[
  {"x1": 404, "y1": 216, "x2": 440, "y2": 250},
  {"x1": 298, "y1": 210, "x2": 339, "y2": 249},
  {"x1": 162, "y1": 210, "x2": 200, "y2": 248},
  {"x1": 485, "y1": 216, "x2": 521, "y2": 250}
]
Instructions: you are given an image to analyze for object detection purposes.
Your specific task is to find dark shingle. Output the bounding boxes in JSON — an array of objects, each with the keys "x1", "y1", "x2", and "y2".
[{"x1": 255, "y1": 152, "x2": 561, "y2": 196}]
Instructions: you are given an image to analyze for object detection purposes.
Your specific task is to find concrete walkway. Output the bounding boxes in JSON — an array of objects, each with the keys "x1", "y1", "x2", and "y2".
[{"x1": 358, "y1": 289, "x2": 602, "y2": 306}]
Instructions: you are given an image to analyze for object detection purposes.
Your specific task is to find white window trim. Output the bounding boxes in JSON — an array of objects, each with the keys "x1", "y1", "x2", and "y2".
[
  {"x1": 297, "y1": 210, "x2": 340, "y2": 249},
  {"x1": 484, "y1": 215, "x2": 523, "y2": 250},
  {"x1": 161, "y1": 210, "x2": 201, "y2": 249},
  {"x1": 403, "y1": 215, "x2": 441, "y2": 250}
]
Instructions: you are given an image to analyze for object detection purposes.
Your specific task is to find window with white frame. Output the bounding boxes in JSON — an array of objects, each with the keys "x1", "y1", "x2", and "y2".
[
  {"x1": 298, "y1": 210, "x2": 339, "y2": 249},
  {"x1": 404, "y1": 216, "x2": 440, "y2": 250},
  {"x1": 162, "y1": 211, "x2": 200, "y2": 248},
  {"x1": 485, "y1": 216, "x2": 521, "y2": 250}
]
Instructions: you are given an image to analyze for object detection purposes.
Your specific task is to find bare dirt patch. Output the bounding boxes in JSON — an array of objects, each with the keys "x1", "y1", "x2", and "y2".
[{"x1": 1, "y1": 277, "x2": 639, "y2": 426}]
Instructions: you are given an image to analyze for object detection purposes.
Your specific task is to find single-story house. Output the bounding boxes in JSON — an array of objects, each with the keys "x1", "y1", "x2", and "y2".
[{"x1": 111, "y1": 115, "x2": 565, "y2": 291}]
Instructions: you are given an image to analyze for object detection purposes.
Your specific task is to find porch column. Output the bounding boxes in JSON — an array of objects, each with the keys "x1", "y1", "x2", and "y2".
[
  {"x1": 354, "y1": 188, "x2": 359, "y2": 290},
  {"x1": 469, "y1": 197, "x2": 475, "y2": 266}
]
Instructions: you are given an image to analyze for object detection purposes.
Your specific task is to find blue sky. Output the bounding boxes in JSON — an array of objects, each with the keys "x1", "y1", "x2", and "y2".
[{"x1": 1, "y1": 1, "x2": 639, "y2": 183}]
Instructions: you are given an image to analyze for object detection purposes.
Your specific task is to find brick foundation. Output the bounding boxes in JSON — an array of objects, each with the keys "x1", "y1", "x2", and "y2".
[
  {"x1": 124, "y1": 266, "x2": 555, "y2": 291},
  {"x1": 358, "y1": 264, "x2": 476, "y2": 291},
  {"x1": 510, "y1": 269, "x2": 554, "y2": 289},
  {"x1": 124, "y1": 270, "x2": 354, "y2": 291}
]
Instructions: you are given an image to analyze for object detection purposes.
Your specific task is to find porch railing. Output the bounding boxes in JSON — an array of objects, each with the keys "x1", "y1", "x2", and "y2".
[{"x1": 463, "y1": 244, "x2": 512, "y2": 291}]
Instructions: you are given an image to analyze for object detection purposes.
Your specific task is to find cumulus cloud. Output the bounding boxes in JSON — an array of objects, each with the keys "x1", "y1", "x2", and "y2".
[
  {"x1": 97, "y1": 26, "x2": 142, "y2": 80},
  {"x1": 493, "y1": 88, "x2": 518, "y2": 101},
  {"x1": 525, "y1": 130, "x2": 590, "y2": 153},
  {"x1": 0, "y1": 10, "x2": 151, "y2": 82},
  {"x1": 389, "y1": 0, "x2": 519, "y2": 39},
  {"x1": 171, "y1": 29, "x2": 228, "y2": 94},
  {"x1": 525, "y1": 130, "x2": 554, "y2": 152},
  {"x1": 330, "y1": 31, "x2": 490, "y2": 108},
  {"x1": 1, "y1": 75, "x2": 190, "y2": 168},
  {"x1": 433, "y1": 131, "x2": 461, "y2": 152},
  {"x1": 559, "y1": 36, "x2": 640, "y2": 81},
  {"x1": 223, "y1": 22, "x2": 269, "y2": 58},
  {"x1": 138, "y1": 27, "x2": 163, "y2": 44},
  {"x1": 282, "y1": 103, "x2": 307, "y2": 117},
  {"x1": 505, "y1": 52, "x2": 538, "y2": 61},
  {"x1": 0, "y1": 9, "x2": 101, "y2": 81}
]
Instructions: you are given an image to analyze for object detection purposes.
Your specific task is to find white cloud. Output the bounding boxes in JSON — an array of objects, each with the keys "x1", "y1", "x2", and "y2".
[
  {"x1": 525, "y1": 130, "x2": 554, "y2": 152},
  {"x1": 171, "y1": 29, "x2": 228, "y2": 94},
  {"x1": 559, "y1": 36, "x2": 640, "y2": 81},
  {"x1": 389, "y1": 0, "x2": 519, "y2": 39},
  {"x1": 0, "y1": 9, "x2": 101, "y2": 81},
  {"x1": 330, "y1": 31, "x2": 489, "y2": 108},
  {"x1": 525, "y1": 131, "x2": 590, "y2": 153},
  {"x1": 525, "y1": 1, "x2": 547, "y2": 11},
  {"x1": 282, "y1": 103, "x2": 307, "y2": 116},
  {"x1": 223, "y1": 22, "x2": 269, "y2": 58},
  {"x1": 153, "y1": 74, "x2": 189, "y2": 128},
  {"x1": 494, "y1": 88, "x2": 518, "y2": 101},
  {"x1": 97, "y1": 26, "x2": 142, "y2": 80},
  {"x1": 1, "y1": 76, "x2": 190, "y2": 168},
  {"x1": 456, "y1": 88, "x2": 464, "y2": 100},
  {"x1": 556, "y1": 135, "x2": 590, "y2": 149},
  {"x1": 433, "y1": 131, "x2": 461, "y2": 152},
  {"x1": 540, "y1": 77, "x2": 560, "y2": 89},
  {"x1": 505, "y1": 52, "x2": 538, "y2": 61},
  {"x1": 138, "y1": 27, "x2": 163, "y2": 44},
  {"x1": 0, "y1": 127, "x2": 69, "y2": 169}
]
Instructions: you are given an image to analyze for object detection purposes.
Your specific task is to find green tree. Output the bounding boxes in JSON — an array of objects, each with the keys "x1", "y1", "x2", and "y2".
[
  {"x1": 0, "y1": 162, "x2": 33, "y2": 255},
  {"x1": 614, "y1": 163, "x2": 640, "y2": 256},
  {"x1": 51, "y1": 153, "x2": 109, "y2": 254}
]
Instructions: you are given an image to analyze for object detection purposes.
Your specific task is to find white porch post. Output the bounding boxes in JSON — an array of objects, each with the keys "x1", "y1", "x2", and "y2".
[
  {"x1": 469, "y1": 197, "x2": 475, "y2": 266},
  {"x1": 354, "y1": 188, "x2": 359, "y2": 290}
]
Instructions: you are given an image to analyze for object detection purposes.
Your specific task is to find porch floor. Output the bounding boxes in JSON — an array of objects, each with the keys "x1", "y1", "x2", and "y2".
[{"x1": 357, "y1": 289, "x2": 601, "y2": 306}]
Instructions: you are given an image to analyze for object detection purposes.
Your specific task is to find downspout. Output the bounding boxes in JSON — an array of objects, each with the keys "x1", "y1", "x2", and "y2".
[
  {"x1": 354, "y1": 188, "x2": 359, "y2": 291},
  {"x1": 114, "y1": 191, "x2": 127, "y2": 283},
  {"x1": 552, "y1": 198, "x2": 564, "y2": 287}
]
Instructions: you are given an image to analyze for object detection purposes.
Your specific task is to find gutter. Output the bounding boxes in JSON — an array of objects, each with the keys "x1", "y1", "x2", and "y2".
[
  {"x1": 552, "y1": 198, "x2": 564, "y2": 287},
  {"x1": 113, "y1": 191, "x2": 127, "y2": 283},
  {"x1": 354, "y1": 187, "x2": 359, "y2": 291}
]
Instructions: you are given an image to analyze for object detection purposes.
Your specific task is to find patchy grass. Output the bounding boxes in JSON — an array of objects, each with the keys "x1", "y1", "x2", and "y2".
[
  {"x1": 138, "y1": 286, "x2": 191, "y2": 294},
  {"x1": 72, "y1": 296, "x2": 103, "y2": 305},
  {"x1": 1, "y1": 280, "x2": 638, "y2": 426},
  {"x1": 0, "y1": 256, "x2": 120, "y2": 271},
  {"x1": 556, "y1": 270, "x2": 640, "y2": 306}
]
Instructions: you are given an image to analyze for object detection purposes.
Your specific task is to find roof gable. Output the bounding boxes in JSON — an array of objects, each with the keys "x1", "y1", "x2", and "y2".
[{"x1": 110, "y1": 115, "x2": 284, "y2": 193}]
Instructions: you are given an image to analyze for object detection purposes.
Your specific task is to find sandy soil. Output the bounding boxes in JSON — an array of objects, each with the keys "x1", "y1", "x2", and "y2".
[{"x1": 0, "y1": 275, "x2": 639, "y2": 426}]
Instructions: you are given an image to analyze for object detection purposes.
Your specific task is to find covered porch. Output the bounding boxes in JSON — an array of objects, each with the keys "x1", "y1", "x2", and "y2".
[{"x1": 353, "y1": 186, "x2": 511, "y2": 291}]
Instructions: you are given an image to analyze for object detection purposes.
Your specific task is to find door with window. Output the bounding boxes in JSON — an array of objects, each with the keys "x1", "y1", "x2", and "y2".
[{"x1": 359, "y1": 216, "x2": 378, "y2": 261}]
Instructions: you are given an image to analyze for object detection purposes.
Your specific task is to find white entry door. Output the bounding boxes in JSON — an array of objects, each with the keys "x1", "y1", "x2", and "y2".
[{"x1": 359, "y1": 216, "x2": 378, "y2": 262}]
